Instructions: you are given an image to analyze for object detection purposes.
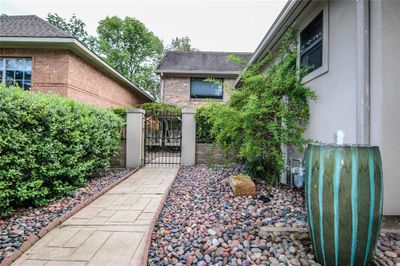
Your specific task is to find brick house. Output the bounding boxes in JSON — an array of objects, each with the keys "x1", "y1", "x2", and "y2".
[
  {"x1": 155, "y1": 51, "x2": 252, "y2": 108},
  {"x1": 0, "y1": 15, "x2": 153, "y2": 107}
]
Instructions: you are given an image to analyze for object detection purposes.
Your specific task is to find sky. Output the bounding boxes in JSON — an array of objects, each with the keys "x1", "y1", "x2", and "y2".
[{"x1": 1, "y1": 0, "x2": 287, "y2": 52}]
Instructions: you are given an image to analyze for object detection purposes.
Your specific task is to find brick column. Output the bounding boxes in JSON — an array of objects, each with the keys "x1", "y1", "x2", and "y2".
[
  {"x1": 126, "y1": 108, "x2": 145, "y2": 168},
  {"x1": 181, "y1": 107, "x2": 196, "y2": 166}
]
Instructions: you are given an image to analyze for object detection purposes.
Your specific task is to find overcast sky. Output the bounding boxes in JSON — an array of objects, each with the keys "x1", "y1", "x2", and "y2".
[{"x1": 1, "y1": 0, "x2": 287, "y2": 52}]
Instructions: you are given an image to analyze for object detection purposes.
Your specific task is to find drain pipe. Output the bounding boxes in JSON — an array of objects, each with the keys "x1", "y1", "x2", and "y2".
[
  {"x1": 160, "y1": 72, "x2": 164, "y2": 102},
  {"x1": 356, "y1": 0, "x2": 370, "y2": 144}
]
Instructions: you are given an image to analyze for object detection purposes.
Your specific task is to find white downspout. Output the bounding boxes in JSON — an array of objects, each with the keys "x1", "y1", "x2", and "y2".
[
  {"x1": 356, "y1": 0, "x2": 371, "y2": 144},
  {"x1": 160, "y1": 72, "x2": 164, "y2": 103}
]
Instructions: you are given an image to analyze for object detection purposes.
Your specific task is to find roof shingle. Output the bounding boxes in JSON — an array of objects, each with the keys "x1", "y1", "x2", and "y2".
[
  {"x1": 0, "y1": 15, "x2": 72, "y2": 38},
  {"x1": 156, "y1": 51, "x2": 253, "y2": 73}
]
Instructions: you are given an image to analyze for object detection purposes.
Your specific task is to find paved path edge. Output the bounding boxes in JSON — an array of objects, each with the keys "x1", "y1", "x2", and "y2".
[
  {"x1": 1, "y1": 167, "x2": 141, "y2": 266},
  {"x1": 139, "y1": 166, "x2": 180, "y2": 266}
]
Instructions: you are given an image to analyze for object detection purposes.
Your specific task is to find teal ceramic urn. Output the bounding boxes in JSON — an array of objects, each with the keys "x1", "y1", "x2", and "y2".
[{"x1": 305, "y1": 144, "x2": 383, "y2": 266}]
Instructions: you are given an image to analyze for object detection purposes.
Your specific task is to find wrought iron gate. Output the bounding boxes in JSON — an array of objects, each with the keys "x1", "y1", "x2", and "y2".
[{"x1": 144, "y1": 110, "x2": 182, "y2": 166}]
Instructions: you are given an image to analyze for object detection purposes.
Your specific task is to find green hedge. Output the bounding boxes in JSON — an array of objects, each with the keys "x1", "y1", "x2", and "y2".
[
  {"x1": 137, "y1": 102, "x2": 181, "y2": 114},
  {"x1": 0, "y1": 86, "x2": 124, "y2": 216},
  {"x1": 195, "y1": 105, "x2": 218, "y2": 143}
]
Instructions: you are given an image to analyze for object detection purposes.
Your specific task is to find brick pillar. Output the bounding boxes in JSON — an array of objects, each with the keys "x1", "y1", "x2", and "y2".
[
  {"x1": 181, "y1": 107, "x2": 196, "y2": 166},
  {"x1": 126, "y1": 108, "x2": 145, "y2": 168}
]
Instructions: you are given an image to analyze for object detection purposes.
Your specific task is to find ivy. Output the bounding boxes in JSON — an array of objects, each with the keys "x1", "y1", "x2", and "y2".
[{"x1": 208, "y1": 28, "x2": 316, "y2": 183}]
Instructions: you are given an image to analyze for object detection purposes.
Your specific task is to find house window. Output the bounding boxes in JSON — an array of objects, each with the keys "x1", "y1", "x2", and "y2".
[
  {"x1": 0, "y1": 57, "x2": 32, "y2": 90},
  {"x1": 190, "y1": 78, "x2": 223, "y2": 99},
  {"x1": 300, "y1": 12, "x2": 323, "y2": 75}
]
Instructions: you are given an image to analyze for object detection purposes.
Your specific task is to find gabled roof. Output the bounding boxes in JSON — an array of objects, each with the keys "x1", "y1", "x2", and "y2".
[
  {"x1": 0, "y1": 15, "x2": 72, "y2": 38},
  {"x1": 155, "y1": 51, "x2": 252, "y2": 76},
  {"x1": 0, "y1": 15, "x2": 154, "y2": 102}
]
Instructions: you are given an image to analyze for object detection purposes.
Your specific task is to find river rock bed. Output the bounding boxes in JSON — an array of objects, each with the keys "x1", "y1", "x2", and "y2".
[
  {"x1": 148, "y1": 164, "x2": 311, "y2": 265},
  {"x1": 148, "y1": 165, "x2": 400, "y2": 266},
  {"x1": 0, "y1": 168, "x2": 135, "y2": 263}
]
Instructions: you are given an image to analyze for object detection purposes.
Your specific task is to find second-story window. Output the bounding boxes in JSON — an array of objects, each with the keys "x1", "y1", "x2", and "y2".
[
  {"x1": 190, "y1": 78, "x2": 223, "y2": 99},
  {"x1": 300, "y1": 12, "x2": 323, "y2": 75}
]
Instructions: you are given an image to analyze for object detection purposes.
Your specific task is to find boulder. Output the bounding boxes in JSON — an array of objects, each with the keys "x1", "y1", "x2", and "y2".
[{"x1": 229, "y1": 175, "x2": 256, "y2": 197}]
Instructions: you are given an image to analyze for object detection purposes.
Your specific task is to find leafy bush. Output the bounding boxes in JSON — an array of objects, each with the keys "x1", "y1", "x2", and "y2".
[
  {"x1": 0, "y1": 86, "x2": 124, "y2": 216},
  {"x1": 195, "y1": 105, "x2": 219, "y2": 143},
  {"x1": 136, "y1": 102, "x2": 181, "y2": 114},
  {"x1": 109, "y1": 107, "x2": 127, "y2": 121},
  {"x1": 208, "y1": 29, "x2": 316, "y2": 183}
]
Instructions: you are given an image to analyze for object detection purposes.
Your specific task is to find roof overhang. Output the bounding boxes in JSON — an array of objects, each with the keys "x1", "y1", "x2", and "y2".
[
  {"x1": 155, "y1": 69, "x2": 240, "y2": 79},
  {"x1": 233, "y1": 0, "x2": 311, "y2": 88},
  {"x1": 0, "y1": 36, "x2": 155, "y2": 102}
]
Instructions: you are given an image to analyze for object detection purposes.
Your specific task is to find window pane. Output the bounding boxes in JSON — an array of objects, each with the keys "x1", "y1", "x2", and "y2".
[
  {"x1": 15, "y1": 80, "x2": 24, "y2": 88},
  {"x1": 15, "y1": 70, "x2": 23, "y2": 79},
  {"x1": 6, "y1": 70, "x2": 14, "y2": 82},
  {"x1": 190, "y1": 78, "x2": 223, "y2": 99},
  {"x1": 4, "y1": 58, "x2": 32, "y2": 89},
  {"x1": 300, "y1": 12, "x2": 323, "y2": 74},
  {"x1": 24, "y1": 71, "x2": 32, "y2": 80}
]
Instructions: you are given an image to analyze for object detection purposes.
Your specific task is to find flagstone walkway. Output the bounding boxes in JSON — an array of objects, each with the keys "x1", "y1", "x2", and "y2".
[{"x1": 12, "y1": 167, "x2": 179, "y2": 266}]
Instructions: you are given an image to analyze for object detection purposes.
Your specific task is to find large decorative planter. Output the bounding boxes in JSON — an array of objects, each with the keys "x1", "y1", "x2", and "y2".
[{"x1": 305, "y1": 144, "x2": 383, "y2": 266}]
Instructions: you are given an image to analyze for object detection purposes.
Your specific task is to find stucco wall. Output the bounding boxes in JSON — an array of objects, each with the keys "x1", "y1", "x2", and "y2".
[
  {"x1": 0, "y1": 48, "x2": 149, "y2": 108},
  {"x1": 161, "y1": 76, "x2": 234, "y2": 108},
  {"x1": 370, "y1": 0, "x2": 400, "y2": 215},
  {"x1": 300, "y1": 1, "x2": 357, "y2": 143}
]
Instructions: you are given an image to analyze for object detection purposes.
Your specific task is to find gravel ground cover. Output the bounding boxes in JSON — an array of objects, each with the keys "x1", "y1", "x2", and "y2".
[
  {"x1": 148, "y1": 165, "x2": 400, "y2": 266},
  {"x1": 0, "y1": 168, "x2": 134, "y2": 263}
]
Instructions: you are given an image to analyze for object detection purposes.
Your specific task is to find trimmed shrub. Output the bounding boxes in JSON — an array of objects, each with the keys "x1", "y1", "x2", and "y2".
[
  {"x1": 109, "y1": 107, "x2": 127, "y2": 121},
  {"x1": 0, "y1": 86, "x2": 124, "y2": 216},
  {"x1": 195, "y1": 105, "x2": 218, "y2": 143},
  {"x1": 137, "y1": 102, "x2": 181, "y2": 114}
]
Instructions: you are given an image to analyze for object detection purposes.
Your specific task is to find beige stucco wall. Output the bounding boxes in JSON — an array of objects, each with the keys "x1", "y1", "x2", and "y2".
[
  {"x1": 370, "y1": 0, "x2": 400, "y2": 215},
  {"x1": 300, "y1": 1, "x2": 358, "y2": 143},
  {"x1": 259, "y1": 0, "x2": 399, "y2": 214},
  {"x1": 161, "y1": 76, "x2": 234, "y2": 108}
]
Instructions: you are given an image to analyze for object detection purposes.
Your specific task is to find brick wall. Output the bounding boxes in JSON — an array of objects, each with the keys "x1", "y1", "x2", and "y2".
[
  {"x1": 162, "y1": 76, "x2": 235, "y2": 108},
  {"x1": 195, "y1": 143, "x2": 236, "y2": 165},
  {"x1": 1, "y1": 48, "x2": 69, "y2": 96},
  {"x1": 0, "y1": 48, "x2": 149, "y2": 108},
  {"x1": 67, "y1": 52, "x2": 148, "y2": 107}
]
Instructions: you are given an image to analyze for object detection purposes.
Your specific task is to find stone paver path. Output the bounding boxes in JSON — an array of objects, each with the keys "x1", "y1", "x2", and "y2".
[{"x1": 13, "y1": 167, "x2": 179, "y2": 266}]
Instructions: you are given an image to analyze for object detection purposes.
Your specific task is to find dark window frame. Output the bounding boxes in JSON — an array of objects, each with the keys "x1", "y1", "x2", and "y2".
[
  {"x1": 300, "y1": 11, "x2": 323, "y2": 75},
  {"x1": 190, "y1": 77, "x2": 224, "y2": 100}
]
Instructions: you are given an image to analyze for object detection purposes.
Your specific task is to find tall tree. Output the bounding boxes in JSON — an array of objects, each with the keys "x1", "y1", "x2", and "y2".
[
  {"x1": 167, "y1": 36, "x2": 197, "y2": 51},
  {"x1": 46, "y1": 13, "x2": 98, "y2": 52},
  {"x1": 97, "y1": 16, "x2": 164, "y2": 98}
]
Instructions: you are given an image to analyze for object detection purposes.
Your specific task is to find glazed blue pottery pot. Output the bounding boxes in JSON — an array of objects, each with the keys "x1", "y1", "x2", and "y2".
[{"x1": 305, "y1": 144, "x2": 383, "y2": 266}]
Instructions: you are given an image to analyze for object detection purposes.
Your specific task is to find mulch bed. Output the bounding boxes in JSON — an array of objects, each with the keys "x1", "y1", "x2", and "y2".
[
  {"x1": 148, "y1": 164, "x2": 400, "y2": 266},
  {"x1": 0, "y1": 168, "x2": 136, "y2": 263}
]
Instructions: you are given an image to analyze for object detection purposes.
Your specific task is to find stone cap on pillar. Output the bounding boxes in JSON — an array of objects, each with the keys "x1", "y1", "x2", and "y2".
[
  {"x1": 182, "y1": 107, "x2": 196, "y2": 114},
  {"x1": 126, "y1": 108, "x2": 145, "y2": 114}
]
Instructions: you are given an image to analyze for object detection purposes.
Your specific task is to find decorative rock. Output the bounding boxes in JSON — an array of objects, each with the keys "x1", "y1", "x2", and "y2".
[
  {"x1": 288, "y1": 258, "x2": 301, "y2": 266},
  {"x1": 279, "y1": 254, "x2": 288, "y2": 263},
  {"x1": 385, "y1": 251, "x2": 398, "y2": 258},
  {"x1": 208, "y1": 229, "x2": 217, "y2": 236},
  {"x1": 229, "y1": 175, "x2": 256, "y2": 197},
  {"x1": 269, "y1": 257, "x2": 279, "y2": 264},
  {"x1": 145, "y1": 165, "x2": 397, "y2": 266},
  {"x1": 212, "y1": 238, "x2": 220, "y2": 246}
]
